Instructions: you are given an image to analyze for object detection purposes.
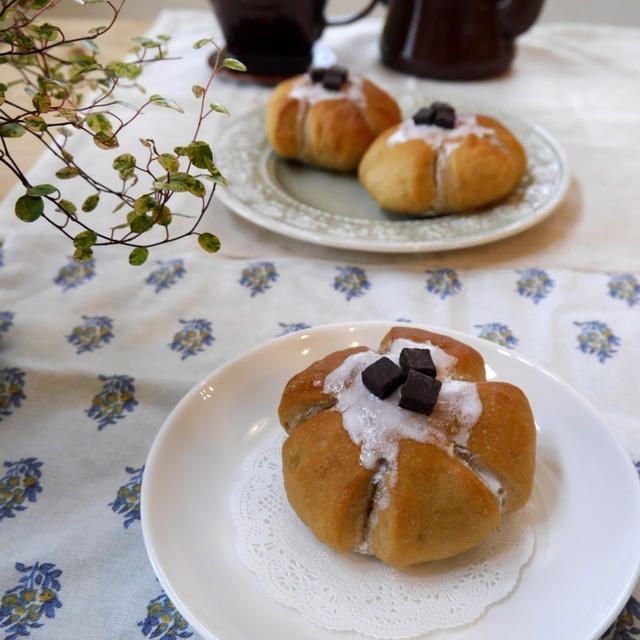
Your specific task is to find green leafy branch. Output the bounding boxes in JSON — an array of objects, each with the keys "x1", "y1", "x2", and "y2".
[{"x1": 0, "y1": 0, "x2": 245, "y2": 265}]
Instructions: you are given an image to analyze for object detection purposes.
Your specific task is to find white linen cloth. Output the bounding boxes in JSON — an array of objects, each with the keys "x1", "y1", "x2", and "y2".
[{"x1": 0, "y1": 9, "x2": 639, "y2": 639}]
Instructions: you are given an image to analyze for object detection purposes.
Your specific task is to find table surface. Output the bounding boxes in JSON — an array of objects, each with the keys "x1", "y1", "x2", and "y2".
[{"x1": 1, "y1": 8, "x2": 639, "y2": 640}]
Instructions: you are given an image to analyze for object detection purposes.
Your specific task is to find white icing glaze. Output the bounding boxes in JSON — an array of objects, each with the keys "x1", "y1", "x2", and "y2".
[
  {"x1": 386, "y1": 113, "x2": 496, "y2": 149},
  {"x1": 322, "y1": 339, "x2": 483, "y2": 488},
  {"x1": 288, "y1": 73, "x2": 366, "y2": 108}
]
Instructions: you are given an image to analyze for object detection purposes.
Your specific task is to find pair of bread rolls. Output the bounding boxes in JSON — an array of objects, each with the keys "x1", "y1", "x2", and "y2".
[{"x1": 266, "y1": 68, "x2": 526, "y2": 214}]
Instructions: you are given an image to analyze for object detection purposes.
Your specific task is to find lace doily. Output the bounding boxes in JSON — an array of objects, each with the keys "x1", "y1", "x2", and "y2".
[{"x1": 230, "y1": 434, "x2": 534, "y2": 639}]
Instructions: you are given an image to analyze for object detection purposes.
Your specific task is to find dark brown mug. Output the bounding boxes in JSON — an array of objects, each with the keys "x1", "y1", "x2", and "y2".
[
  {"x1": 210, "y1": 0, "x2": 379, "y2": 82},
  {"x1": 381, "y1": 0, "x2": 545, "y2": 80}
]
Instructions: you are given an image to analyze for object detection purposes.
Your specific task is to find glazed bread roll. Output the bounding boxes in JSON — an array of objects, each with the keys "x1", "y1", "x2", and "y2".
[
  {"x1": 278, "y1": 326, "x2": 536, "y2": 569},
  {"x1": 358, "y1": 102, "x2": 527, "y2": 214},
  {"x1": 266, "y1": 66, "x2": 402, "y2": 172}
]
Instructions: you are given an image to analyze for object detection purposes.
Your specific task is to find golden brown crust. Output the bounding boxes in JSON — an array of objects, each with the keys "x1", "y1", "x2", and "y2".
[
  {"x1": 278, "y1": 327, "x2": 536, "y2": 568},
  {"x1": 358, "y1": 113, "x2": 527, "y2": 214},
  {"x1": 266, "y1": 73, "x2": 402, "y2": 173},
  {"x1": 369, "y1": 441, "x2": 501, "y2": 567},
  {"x1": 277, "y1": 346, "x2": 368, "y2": 434},
  {"x1": 282, "y1": 411, "x2": 376, "y2": 552}
]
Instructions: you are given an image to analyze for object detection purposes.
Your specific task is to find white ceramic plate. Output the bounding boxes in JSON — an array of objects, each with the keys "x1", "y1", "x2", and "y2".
[
  {"x1": 214, "y1": 97, "x2": 570, "y2": 253},
  {"x1": 141, "y1": 322, "x2": 640, "y2": 640}
]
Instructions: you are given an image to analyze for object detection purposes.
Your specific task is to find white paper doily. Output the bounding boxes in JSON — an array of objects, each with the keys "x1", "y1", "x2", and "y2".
[{"x1": 230, "y1": 434, "x2": 535, "y2": 639}]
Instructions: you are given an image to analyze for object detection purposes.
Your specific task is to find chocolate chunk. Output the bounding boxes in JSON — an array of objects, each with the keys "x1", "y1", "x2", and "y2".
[
  {"x1": 322, "y1": 65, "x2": 348, "y2": 91},
  {"x1": 399, "y1": 348, "x2": 436, "y2": 378},
  {"x1": 399, "y1": 370, "x2": 442, "y2": 415},
  {"x1": 433, "y1": 105, "x2": 456, "y2": 129},
  {"x1": 309, "y1": 67, "x2": 329, "y2": 83},
  {"x1": 412, "y1": 102, "x2": 456, "y2": 129},
  {"x1": 412, "y1": 105, "x2": 437, "y2": 125},
  {"x1": 361, "y1": 356, "x2": 406, "y2": 399}
]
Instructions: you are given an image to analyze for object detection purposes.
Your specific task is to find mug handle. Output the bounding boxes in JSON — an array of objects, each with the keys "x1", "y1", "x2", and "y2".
[{"x1": 324, "y1": 0, "x2": 379, "y2": 26}]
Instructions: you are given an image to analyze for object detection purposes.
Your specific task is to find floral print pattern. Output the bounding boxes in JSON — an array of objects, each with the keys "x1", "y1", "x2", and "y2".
[
  {"x1": 67, "y1": 315, "x2": 114, "y2": 353},
  {"x1": 575, "y1": 320, "x2": 620, "y2": 363},
  {"x1": 169, "y1": 318, "x2": 214, "y2": 359},
  {"x1": 53, "y1": 256, "x2": 96, "y2": 291},
  {"x1": 239, "y1": 261, "x2": 278, "y2": 296},
  {"x1": 475, "y1": 322, "x2": 518, "y2": 348},
  {"x1": 0, "y1": 368, "x2": 26, "y2": 422},
  {"x1": 515, "y1": 268, "x2": 554, "y2": 303},
  {"x1": 0, "y1": 311, "x2": 14, "y2": 336},
  {"x1": 146, "y1": 259, "x2": 186, "y2": 293},
  {"x1": 425, "y1": 269, "x2": 462, "y2": 299},
  {"x1": 333, "y1": 266, "x2": 370, "y2": 300},
  {"x1": 86, "y1": 374, "x2": 137, "y2": 430},
  {"x1": 0, "y1": 562, "x2": 62, "y2": 640},
  {"x1": 277, "y1": 322, "x2": 311, "y2": 336},
  {"x1": 608, "y1": 274, "x2": 640, "y2": 307},
  {"x1": 0, "y1": 458, "x2": 43, "y2": 522},
  {"x1": 109, "y1": 466, "x2": 143, "y2": 528},
  {"x1": 138, "y1": 593, "x2": 193, "y2": 639}
]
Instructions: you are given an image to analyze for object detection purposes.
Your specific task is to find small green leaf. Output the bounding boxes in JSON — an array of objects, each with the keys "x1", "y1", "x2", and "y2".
[
  {"x1": 114, "y1": 100, "x2": 138, "y2": 111},
  {"x1": 113, "y1": 153, "x2": 136, "y2": 180},
  {"x1": 189, "y1": 179, "x2": 206, "y2": 198},
  {"x1": 130, "y1": 214, "x2": 152, "y2": 234},
  {"x1": 57, "y1": 199, "x2": 77, "y2": 216},
  {"x1": 221, "y1": 57, "x2": 247, "y2": 72},
  {"x1": 153, "y1": 205, "x2": 172, "y2": 226},
  {"x1": 133, "y1": 194, "x2": 156, "y2": 213},
  {"x1": 27, "y1": 184, "x2": 57, "y2": 196},
  {"x1": 163, "y1": 172, "x2": 195, "y2": 192},
  {"x1": 73, "y1": 246, "x2": 93, "y2": 262},
  {"x1": 193, "y1": 38, "x2": 212, "y2": 50},
  {"x1": 158, "y1": 153, "x2": 179, "y2": 173},
  {"x1": 129, "y1": 247, "x2": 149, "y2": 266},
  {"x1": 55, "y1": 166, "x2": 80, "y2": 179},
  {"x1": 192, "y1": 84, "x2": 205, "y2": 99},
  {"x1": 15, "y1": 195, "x2": 43, "y2": 222},
  {"x1": 73, "y1": 229, "x2": 97, "y2": 249},
  {"x1": 149, "y1": 94, "x2": 184, "y2": 113},
  {"x1": 202, "y1": 169, "x2": 228, "y2": 186},
  {"x1": 209, "y1": 102, "x2": 229, "y2": 115},
  {"x1": 182, "y1": 140, "x2": 214, "y2": 171},
  {"x1": 93, "y1": 130, "x2": 119, "y2": 149},
  {"x1": 24, "y1": 115, "x2": 47, "y2": 132},
  {"x1": 112, "y1": 201, "x2": 126, "y2": 213},
  {"x1": 82, "y1": 194, "x2": 99, "y2": 212},
  {"x1": 32, "y1": 92, "x2": 51, "y2": 113},
  {"x1": 83, "y1": 38, "x2": 99, "y2": 53},
  {"x1": 198, "y1": 232, "x2": 221, "y2": 253},
  {"x1": 84, "y1": 112, "x2": 112, "y2": 133},
  {"x1": 0, "y1": 123, "x2": 26, "y2": 138},
  {"x1": 106, "y1": 60, "x2": 143, "y2": 80}
]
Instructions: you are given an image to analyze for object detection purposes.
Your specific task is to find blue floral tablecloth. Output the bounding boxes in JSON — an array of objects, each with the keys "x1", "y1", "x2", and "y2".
[{"x1": 1, "y1": 9, "x2": 640, "y2": 640}]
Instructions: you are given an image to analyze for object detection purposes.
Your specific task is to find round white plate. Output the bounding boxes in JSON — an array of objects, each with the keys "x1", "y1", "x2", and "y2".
[
  {"x1": 141, "y1": 322, "x2": 640, "y2": 640},
  {"x1": 214, "y1": 97, "x2": 570, "y2": 253}
]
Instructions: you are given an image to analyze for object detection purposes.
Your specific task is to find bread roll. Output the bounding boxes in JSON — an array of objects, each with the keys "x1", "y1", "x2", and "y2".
[
  {"x1": 278, "y1": 327, "x2": 536, "y2": 568},
  {"x1": 358, "y1": 103, "x2": 527, "y2": 214},
  {"x1": 266, "y1": 67, "x2": 402, "y2": 172}
]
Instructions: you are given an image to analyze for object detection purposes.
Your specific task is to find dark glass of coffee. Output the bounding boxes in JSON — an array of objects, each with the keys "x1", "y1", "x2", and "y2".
[{"x1": 210, "y1": 0, "x2": 378, "y2": 83}]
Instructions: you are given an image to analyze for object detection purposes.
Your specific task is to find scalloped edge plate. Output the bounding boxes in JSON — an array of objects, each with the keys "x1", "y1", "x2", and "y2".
[{"x1": 214, "y1": 96, "x2": 570, "y2": 253}]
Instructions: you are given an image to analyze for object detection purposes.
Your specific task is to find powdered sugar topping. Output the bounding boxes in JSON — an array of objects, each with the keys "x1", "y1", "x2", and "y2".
[
  {"x1": 322, "y1": 339, "x2": 483, "y2": 485},
  {"x1": 386, "y1": 113, "x2": 496, "y2": 149},
  {"x1": 288, "y1": 73, "x2": 366, "y2": 108}
]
